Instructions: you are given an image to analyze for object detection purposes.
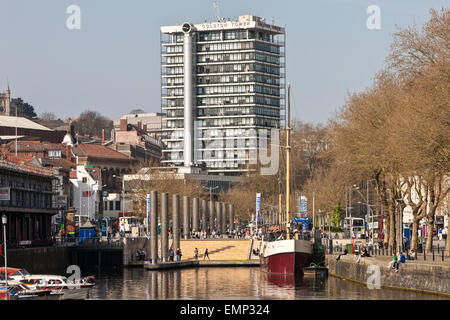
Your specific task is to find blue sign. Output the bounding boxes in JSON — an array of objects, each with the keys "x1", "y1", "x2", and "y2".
[
  {"x1": 146, "y1": 194, "x2": 151, "y2": 221},
  {"x1": 256, "y1": 193, "x2": 261, "y2": 221},
  {"x1": 294, "y1": 217, "x2": 309, "y2": 231},
  {"x1": 298, "y1": 196, "x2": 307, "y2": 214}
]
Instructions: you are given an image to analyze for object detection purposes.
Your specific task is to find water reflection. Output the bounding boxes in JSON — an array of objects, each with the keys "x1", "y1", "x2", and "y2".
[{"x1": 88, "y1": 268, "x2": 447, "y2": 300}]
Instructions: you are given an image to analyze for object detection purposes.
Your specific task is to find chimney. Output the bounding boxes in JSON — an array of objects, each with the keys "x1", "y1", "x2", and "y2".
[
  {"x1": 102, "y1": 129, "x2": 105, "y2": 144},
  {"x1": 120, "y1": 119, "x2": 127, "y2": 131},
  {"x1": 66, "y1": 145, "x2": 72, "y2": 161},
  {"x1": 137, "y1": 121, "x2": 142, "y2": 130},
  {"x1": 143, "y1": 124, "x2": 147, "y2": 133}
]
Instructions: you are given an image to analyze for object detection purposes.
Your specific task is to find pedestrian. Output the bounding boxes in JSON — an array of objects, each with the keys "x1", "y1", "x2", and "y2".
[
  {"x1": 396, "y1": 251, "x2": 406, "y2": 272},
  {"x1": 194, "y1": 248, "x2": 199, "y2": 260},
  {"x1": 176, "y1": 248, "x2": 182, "y2": 261},
  {"x1": 387, "y1": 253, "x2": 398, "y2": 270},
  {"x1": 407, "y1": 249, "x2": 416, "y2": 260},
  {"x1": 336, "y1": 248, "x2": 348, "y2": 261},
  {"x1": 169, "y1": 248, "x2": 174, "y2": 262},
  {"x1": 204, "y1": 248, "x2": 210, "y2": 260}
]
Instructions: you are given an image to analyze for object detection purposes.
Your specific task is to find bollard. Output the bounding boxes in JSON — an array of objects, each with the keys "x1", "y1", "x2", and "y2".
[
  {"x1": 201, "y1": 199, "x2": 208, "y2": 233},
  {"x1": 432, "y1": 249, "x2": 435, "y2": 261},
  {"x1": 209, "y1": 201, "x2": 215, "y2": 235},
  {"x1": 216, "y1": 202, "x2": 222, "y2": 236},
  {"x1": 172, "y1": 195, "x2": 180, "y2": 258},
  {"x1": 183, "y1": 196, "x2": 190, "y2": 239},
  {"x1": 161, "y1": 193, "x2": 169, "y2": 262},
  {"x1": 442, "y1": 250, "x2": 444, "y2": 262},
  {"x1": 193, "y1": 198, "x2": 199, "y2": 234},
  {"x1": 222, "y1": 202, "x2": 227, "y2": 235},
  {"x1": 150, "y1": 191, "x2": 158, "y2": 265},
  {"x1": 424, "y1": 250, "x2": 426, "y2": 261},
  {"x1": 229, "y1": 204, "x2": 234, "y2": 234}
]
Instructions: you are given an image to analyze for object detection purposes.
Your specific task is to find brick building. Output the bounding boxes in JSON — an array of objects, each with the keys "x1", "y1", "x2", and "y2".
[{"x1": 0, "y1": 160, "x2": 58, "y2": 248}]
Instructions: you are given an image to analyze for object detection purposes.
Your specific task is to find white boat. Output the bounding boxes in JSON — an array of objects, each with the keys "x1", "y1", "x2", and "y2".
[
  {"x1": 1, "y1": 281, "x2": 64, "y2": 300},
  {"x1": 1, "y1": 267, "x2": 95, "y2": 300}
]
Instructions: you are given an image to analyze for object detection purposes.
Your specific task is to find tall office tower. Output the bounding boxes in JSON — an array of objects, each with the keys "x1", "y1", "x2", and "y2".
[{"x1": 161, "y1": 15, "x2": 285, "y2": 174}]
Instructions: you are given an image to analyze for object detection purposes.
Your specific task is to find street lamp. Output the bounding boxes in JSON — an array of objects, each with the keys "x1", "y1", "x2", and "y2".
[
  {"x1": 2, "y1": 214, "x2": 7, "y2": 289},
  {"x1": 204, "y1": 186, "x2": 219, "y2": 202}
]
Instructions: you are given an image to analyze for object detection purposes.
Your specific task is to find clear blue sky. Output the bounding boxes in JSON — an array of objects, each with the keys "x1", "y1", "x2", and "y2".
[{"x1": 0, "y1": 0, "x2": 447, "y2": 124}]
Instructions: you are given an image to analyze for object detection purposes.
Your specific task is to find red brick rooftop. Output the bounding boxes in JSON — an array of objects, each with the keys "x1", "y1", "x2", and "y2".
[{"x1": 73, "y1": 144, "x2": 133, "y2": 161}]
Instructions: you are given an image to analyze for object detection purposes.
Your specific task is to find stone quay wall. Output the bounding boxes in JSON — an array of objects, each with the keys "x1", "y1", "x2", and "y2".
[{"x1": 326, "y1": 254, "x2": 450, "y2": 296}]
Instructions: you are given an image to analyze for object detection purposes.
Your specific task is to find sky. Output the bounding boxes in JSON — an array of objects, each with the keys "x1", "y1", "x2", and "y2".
[{"x1": 0, "y1": 0, "x2": 448, "y2": 124}]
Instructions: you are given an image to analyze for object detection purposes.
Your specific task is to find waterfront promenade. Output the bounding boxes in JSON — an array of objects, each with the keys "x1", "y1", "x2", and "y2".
[{"x1": 326, "y1": 253, "x2": 450, "y2": 296}]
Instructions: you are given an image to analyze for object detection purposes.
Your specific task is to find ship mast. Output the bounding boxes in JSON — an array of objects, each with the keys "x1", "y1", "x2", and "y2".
[{"x1": 286, "y1": 84, "x2": 291, "y2": 240}]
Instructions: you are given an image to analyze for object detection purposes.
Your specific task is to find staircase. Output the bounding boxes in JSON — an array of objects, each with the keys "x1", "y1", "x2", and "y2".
[{"x1": 179, "y1": 240, "x2": 252, "y2": 261}]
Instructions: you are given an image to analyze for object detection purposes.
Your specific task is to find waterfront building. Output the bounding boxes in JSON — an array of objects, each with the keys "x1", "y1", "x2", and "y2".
[
  {"x1": 102, "y1": 192, "x2": 133, "y2": 220},
  {"x1": 69, "y1": 165, "x2": 103, "y2": 226},
  {"x1": 0, "y1": 115, "x2": 67, "y2": 144},
  {"x1": 109, "y1": 118, "x2": 164, "y2": 165},
  {"x1": 72, "y1": 143, "x2": 138, "y2": 194},
  {"x1": 113, "y1": 112, "x2": 167, "y2": 140},
  {"x1": 161, "y1": 14, "x2": 286, "y2": 174},
  {"x1": 0, "y1": 159, "x2": 58, "y2": 248}
]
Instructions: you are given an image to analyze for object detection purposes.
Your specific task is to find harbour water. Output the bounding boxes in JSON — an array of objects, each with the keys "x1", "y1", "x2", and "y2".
[{"x1": 88, "y1": 268, "x2": 447, "y2": 300}]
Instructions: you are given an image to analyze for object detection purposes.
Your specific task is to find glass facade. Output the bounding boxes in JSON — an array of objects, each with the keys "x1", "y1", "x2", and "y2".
[{"x1": 161, "y1": 16, "x2": 286, "y2": 173}]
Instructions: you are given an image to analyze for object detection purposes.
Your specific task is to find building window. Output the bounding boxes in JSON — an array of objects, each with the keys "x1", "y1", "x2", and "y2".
[
  {"x1": 48, "y1": 150, "x2": 62, "y2": 158},
  {"x1": 109, "y1": 201, "x2": 114, "y2": 211},
  {"x1": 115, "y1": 201, "x2": 121, "y2": 211}
]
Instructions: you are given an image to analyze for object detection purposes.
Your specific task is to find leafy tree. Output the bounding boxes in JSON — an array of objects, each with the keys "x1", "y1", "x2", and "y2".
[
  {"x1": 10, "y1": 98, "x2": 38, "y2": 119},
  {"x1": 331, "y1": 201, "x2": 343, "y2": 229},
  {"x1": 74, "y1": 110, "x2": 113, "y2": 139}
]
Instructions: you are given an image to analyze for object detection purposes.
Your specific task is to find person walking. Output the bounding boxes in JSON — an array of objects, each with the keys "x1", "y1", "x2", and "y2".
[
  {"x1": 169, "y1": 248, "x2": 174, "y2": 262},
  {"x1": 204, "y1": 248, "x2": 210, "y2": 260},
  {"x1": 176, "y1": 248, "x2": 182, "y2": 262},
  {"x1": 194, "y1": 248, "x2": 199, "y2": 260}
]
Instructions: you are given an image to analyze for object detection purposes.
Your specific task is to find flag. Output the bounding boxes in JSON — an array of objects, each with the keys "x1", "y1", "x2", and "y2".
[
  {"x1": 256, "y1": 193, "x2": 261, "y2": 221},
  {"x1": 146, "y1": 194, "x2": 151, "y2": 221}
]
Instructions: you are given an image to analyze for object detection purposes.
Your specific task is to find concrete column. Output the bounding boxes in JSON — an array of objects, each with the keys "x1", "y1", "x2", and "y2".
[
  {"x1": 201, "y1": 199, "x2": 208, "y2": 233},
  {"x1": 150, "y1": 191, "x2": 158, "y2": 265},
  {"x1": 183, "y1": 196, "x2": 190, "y2": 239},
  {"x1": 229, "y1": 204, "x2": 235, "y2": 233},
  {"x1": 209, "y1": 201, "x2": 215, "y2": 233},
  {"x1": 216, "y1": 202, "x2": 222, "y2": 235},
  {"x1": 183, "y1": 24, "x2": 196, "y2": 167},
  {"x1": 222, "y1": 202, "x2": 227, "y2": 235},
  {"x1": 172, "y1": 195, "x2": 180, "y2": 254},
  {"x1": 193, "y1": 198, "x2": 199, "y2": 233},
  {"x1": 161, "y1": 193, "x2": 169, "y2": 262}
]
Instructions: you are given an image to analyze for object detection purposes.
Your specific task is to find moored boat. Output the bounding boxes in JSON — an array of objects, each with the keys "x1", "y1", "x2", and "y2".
[
  {"x1": 0, "y1": 267, "x2": 95, "y2": 300},
  {"x1": 259, "y1": 84, "x2": 313, "y2": 277},
  {"x1": 260, "y1": 239, "x2": 312, "y2": 276}
]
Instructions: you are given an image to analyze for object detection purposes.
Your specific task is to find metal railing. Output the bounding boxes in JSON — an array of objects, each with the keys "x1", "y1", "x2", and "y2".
[{"x1": 331, "y1": 241, "x2": 449, "y2": 262}]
